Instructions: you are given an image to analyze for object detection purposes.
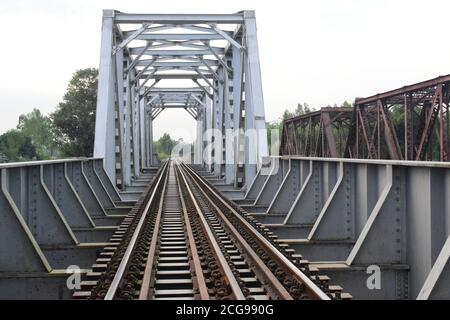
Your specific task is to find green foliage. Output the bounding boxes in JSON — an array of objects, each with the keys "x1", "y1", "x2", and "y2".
[
  {"x1": 0, "y1": 130, "x2": 38, "y2": 162},
  {"x1": 51, "y1": 68, "x2": 98, "y2": 157},
  {"x1": 0, "y1": 68, "x2": 97, "y2": 163},
  {"x1": 153, "y1": 133, "x2": 178, "y2": 160},
  {"x1": 17, "y1": 108, "x2": 58, "y2": 159},
  {"x1": 266, "y1": 120, "x2": 282, "y2": 152},
  {"x1": 0, "y1": 108, "x2": 55, "y2": 162},
  {"x1": 281, "y1": 102, "x2": 313, "y2": 120},
  {"x1": 341, "y1": 100, "x2": 353, "y2": 108},
  {"x1": 267, "y1": 103, "x2": 314, "y2": 152}
]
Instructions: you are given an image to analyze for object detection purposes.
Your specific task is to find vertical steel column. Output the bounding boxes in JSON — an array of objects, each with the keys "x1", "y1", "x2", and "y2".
[
  {"x1": 214, "y1": 71, "x2": 224, "y2": 177},
  {"x1": 130, "y1": 69, "x2": 140, "y2": 176},
  {"x1": 232, "y1": 43, "x2": 244, "y2": 186},
  {"x1": 114, "y1": 47, "x2": 126, "y2": 187},
  {"x1": 94, "y1": 10, "x2": 117, "y2": 183},
  {"x1": 205, "y1": 95, "x2": 213, "y2": 171},
  {"x1": 223, "y1": 67, "x2": 234, "y2": 184},
  {"x1": 139, "y1": 94, "x2": 147, "y2": 169},
  {"x1": 243, "y1": 10, "x2": 269, "y2": 187},
  {"x1": 194, "y1": 106, "x2": 204, "y2": 164},
  {"x1": 123, "y1": 71, "x2": 132, "y2": 186},
  {"x1": 147, "y1": 105, "x2": 153, "y2": 166},
  {"x1": 202, "y1": 96, "x2": 208, "y2": 167}
]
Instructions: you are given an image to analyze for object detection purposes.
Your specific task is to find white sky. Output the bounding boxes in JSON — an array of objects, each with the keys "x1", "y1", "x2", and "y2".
[{"x1": 1, "y1": 0, "x2": 449, "y2": 142}]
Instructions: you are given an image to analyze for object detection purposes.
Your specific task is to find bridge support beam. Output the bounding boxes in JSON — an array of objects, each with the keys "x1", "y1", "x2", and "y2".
[
  {"x1": 221, "y1": 156, "x2": 450, "y2": 299},
  {"x1": 147, "y1": 105, "x2": 154, "y2": 166},
  {"x1": 0, "y1": 158, "x2": 136, "y2": 299},
  {"x1": 94, "y1": 9, "x2": 117, "y2": 184},
  {"x1": 243, "y1": 11, "x2": 269, "y2": 187}
]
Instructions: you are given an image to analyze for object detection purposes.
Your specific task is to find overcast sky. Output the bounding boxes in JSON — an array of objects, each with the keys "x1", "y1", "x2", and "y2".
[{"x1": 1, "y1": 0, "x2": 449, "y2": 142}]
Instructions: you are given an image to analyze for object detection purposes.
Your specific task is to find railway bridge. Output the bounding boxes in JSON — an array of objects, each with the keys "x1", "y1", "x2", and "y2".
[{"x1": 1, "y1": 10, "x2": 450, "y2": 300}]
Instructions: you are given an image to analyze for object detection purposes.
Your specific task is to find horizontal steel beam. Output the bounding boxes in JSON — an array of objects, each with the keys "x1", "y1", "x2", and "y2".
[
  {"x1": 136, "y1": 60, "x2": 218, "y2": 67},
  {"x1": 130, "y1": 48, "x2": 224, "y2": 56},
  {"x1": 152, "y1": 105, "x2": 200, "y2": 109},
  {"x1": 148, "y1": 87, "x2": 204, "y2": 92},
  {"x1": 355, "y1": 74, "x2": 450, "y2": 105},
  {"x1": 0, "y1": 157, "x2": 102, "y2": 168},
  {"x1": 160, "y1": 99, "x2": 191, "y2": 102},
  {"x1": 157, "y1": 97, "x2": 203, "y2": 100},
  {"x1": 276, "y1": 155, "x2": 450, "y2": 168},
  {"x1": 156, "y1": 93, "x2": 201, "y2": 96},
  {"x1": 114, "y1": 13, "x2": 244, "y2": 24},
  {"x1": 130, "y1": 33, "x2": 229, "y2": 41},
  {"x1": 142, "y1": 74, "x2": 214, "y2": 79},
  {"x1": 283, "y1": 107, "x2": 354, "y2": 123}
]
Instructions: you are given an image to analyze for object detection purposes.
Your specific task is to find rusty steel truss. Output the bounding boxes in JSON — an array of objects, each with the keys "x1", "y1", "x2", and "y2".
[
  {"x1": 280, "y1": 107, "x2": 354, "y2": 157},
  {"x1": 281, "y1": 75, "x2": 450, "y2": 161}
]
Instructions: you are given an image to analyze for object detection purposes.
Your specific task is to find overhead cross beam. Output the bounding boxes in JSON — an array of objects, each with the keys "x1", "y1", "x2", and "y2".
[{"x1": 114, "y1": 13, "x2": 245, "y2": 24}]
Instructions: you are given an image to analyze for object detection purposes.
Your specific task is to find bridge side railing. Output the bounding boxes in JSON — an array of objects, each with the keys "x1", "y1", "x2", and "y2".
[
  {"x1": 241, "y1": 155, "x2": 450, "y2": 299},
  {"x1": 0, "y1": 157, "x2": 132, "y2": 299}
]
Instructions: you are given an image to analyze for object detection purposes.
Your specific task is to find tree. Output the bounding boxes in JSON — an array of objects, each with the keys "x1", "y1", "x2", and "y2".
[
  {"x1": 281, "y1": 103, "x2": 313, "y2": 120},
  {"x1": 153, "y1": 133, "x2": 178, "y2": 160},
  {"x1": 282, "y1": 109, "x2": 295, "y2": 120},
  {"x1": 341, "y1": 101, "x2": 353, "y2": 108},
  {"x1": 51, "y1": 68, "x2": 98, "y2": 157},
  {"x1": 268, "y1": 103, "x2": 314, "y2": 152},
  {"x1": 0, "y1": 130, "x2": 38, "y2": 162},
  {"x1": 17, "y1": 108, "x2": 57, "y2": 159},
  {"x1": 266, "y1": 120, "x2": 282, "y2": 152},
  {"x1": 294, "y1": 102, "x2": 312, "y2": 116}
]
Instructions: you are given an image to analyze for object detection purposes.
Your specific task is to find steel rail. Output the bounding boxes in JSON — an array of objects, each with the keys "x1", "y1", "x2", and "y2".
[
  {"x1": 104, "y1": 161, "x2": 170, "y2": 300},
  {"x1": 138, "y1": 166, "x2": 170, "y2": 300},
  {"x1": 180, "y1": 162, "x2": 331, "y2": 300},
  {"x1": 178, "y1": 163, "x2": 293, "y2": 300},
  {"x1": 175, "y1": 163, "x2": 246, "y2": 300},
  {"x1": 174, "y1": 166, "x2": 210, "y2": 300}
]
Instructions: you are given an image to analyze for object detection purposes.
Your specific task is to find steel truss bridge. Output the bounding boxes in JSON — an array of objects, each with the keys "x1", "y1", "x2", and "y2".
[
  {"x1": 280, "y1": 75, "x2": 450, "y2": 161},
  {"x1": 0, "y1": 10, "x2": 450, "y2": 300}
]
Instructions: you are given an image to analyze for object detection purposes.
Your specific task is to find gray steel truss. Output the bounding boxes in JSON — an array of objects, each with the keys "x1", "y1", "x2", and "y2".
[
  {"x1": 94, "y1": 10, "x2": 269, "y2": 189},
  {"x1": 211, "y1": 156, "x2": 450, "y2": 299},
  {"x1": 0, "y1": 158, "x2": 157, "y2": 299}
]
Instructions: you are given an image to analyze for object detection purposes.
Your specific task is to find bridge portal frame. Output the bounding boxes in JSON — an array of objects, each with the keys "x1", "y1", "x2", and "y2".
[{"x1": 93, "y1": 10, "x2": 268, "y2": 189}]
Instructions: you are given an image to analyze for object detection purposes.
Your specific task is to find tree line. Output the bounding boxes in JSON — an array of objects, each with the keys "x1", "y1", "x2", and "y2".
[
  {"x1": 0, "y1": 68, "x2": 98, "y2": 162},
  {"x1": 266, "y1": 101, "x2": 353, "y2": 150}
]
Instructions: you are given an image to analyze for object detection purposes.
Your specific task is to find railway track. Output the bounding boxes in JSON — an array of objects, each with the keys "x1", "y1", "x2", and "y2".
[{"x1": 73, "y1": 161, "x2": 351, "y2": 300}]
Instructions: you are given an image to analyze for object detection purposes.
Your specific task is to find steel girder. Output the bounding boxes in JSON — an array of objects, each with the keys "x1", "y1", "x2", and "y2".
[
  {"x1": 346, "y1": 75, "x2": 450, "y2": 161},
  {"x1": 94, "y1": 10, "x2": 268, "y2": 188},
  {"x1": 280, "y1": 75, "x2": 450, "y2": 163},
  {"x1": 234, "y1": 156, "x2": 450, "y2": 299},
  {"x1": 280, "y1": 107, "x2": 354, "y2": 158},
  {"x1": 0, "y1": 158, "x2": 145, "y2": 299}
]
